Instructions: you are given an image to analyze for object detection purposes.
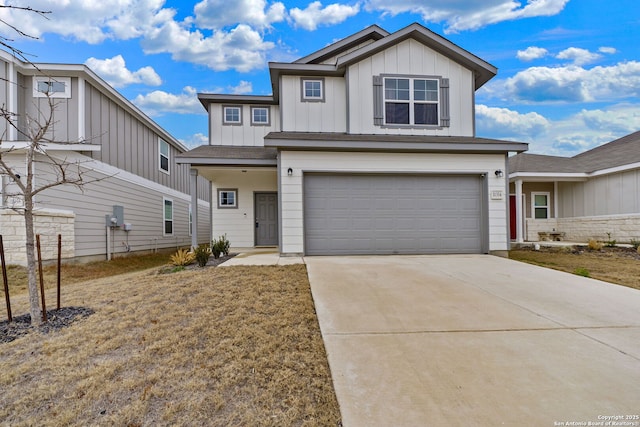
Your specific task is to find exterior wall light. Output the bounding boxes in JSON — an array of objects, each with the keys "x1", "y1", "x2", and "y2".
[
  {"x1": 494, "y1": 170, "x2": 503, "y2": 177},
  {"x1": 287, "y1": 167, "x2": 293, "y2": 176}
]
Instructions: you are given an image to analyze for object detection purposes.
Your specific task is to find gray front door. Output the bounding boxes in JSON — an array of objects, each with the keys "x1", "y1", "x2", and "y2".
[{"x1": 255, "y1": 192, "x2": 278, "y2": 246}]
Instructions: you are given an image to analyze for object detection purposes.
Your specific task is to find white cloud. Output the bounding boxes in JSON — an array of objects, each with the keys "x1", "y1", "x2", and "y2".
[
  {"x1": 516, "y1": 46, "x2": 548, "y2": 61},
  {"x1": 290, "y1": 1, "x2": 360, "y2": 31},
  {"x1": 556, "y1": 47, "x2": 601, "y2": 66},
  {"x1": 364, "y1": 0, "x2": 569, "y2": 33},
  {"x1": 598, "y1": 46, "x2": 617, "y2": 54},
  {"x1": 85, "y1": 55, "x2": 161, "y2": 88},
  {"x1": 493, "y1": 61, "x2": 640, "y2": 103},
  {"x1": 230, "y1": 81, "x2": 253, "y2": 94},
  {"x1": 180, "y1": 132, "x2": 209, "y2": 148},
  {"x1": 132, "y1": 86, "x2": 205, "y2": 116},
  {"x1": 193, "y1": 0, "x2": 285, "y2": 29},
  {"x1": 477, "y1": 103, "x2": 640, "y2": 156},
  {"x1": 0, "y1": 1, "x2": 276, "y2": 72},
  {"x1": 141, "y1": 23, "x2": 274, "y2": 72},
  {"x1": 476, "y1": 105, "x2": 550, "y2": 139}
]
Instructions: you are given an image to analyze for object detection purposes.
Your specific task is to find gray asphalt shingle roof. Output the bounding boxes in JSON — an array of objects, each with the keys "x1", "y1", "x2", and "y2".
[
  {"x1": 509, "y1": 130, "x2": 640, "y2": 174},
  {"x1": 175, "y1": 145, "x2": 277, "y2": 166}
]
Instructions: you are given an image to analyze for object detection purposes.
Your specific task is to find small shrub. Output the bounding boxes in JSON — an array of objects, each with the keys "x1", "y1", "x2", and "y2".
[
  {"x1": 630, "y1": 238, "x2": 640, "y2": 250},
  {"x1": 574, "y1": 267, "x2": 590, "y2": 277},
  {"x1": 587, "y1": 239, "x2": 603, "y2": 251},
  {"x1": 605, "y1": 232, "x2": 617, "y2": 247},
  {"x1": 170, "y1": 248, "x2": 195, "y2": 266},
  {"x1": 211, "y1": 234, "x2": 231, "y2": 259},
  {"x1": 194, "y1": 244, "x2": 211, "y2": 267},
  {"x1": 171, "y1": 266, "x2": 185, "y2": 273}
]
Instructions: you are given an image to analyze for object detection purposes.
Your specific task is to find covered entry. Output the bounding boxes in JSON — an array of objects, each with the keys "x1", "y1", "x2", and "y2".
[{"x1": 303, "y1": 173, "x2": 486, "y2": 255}]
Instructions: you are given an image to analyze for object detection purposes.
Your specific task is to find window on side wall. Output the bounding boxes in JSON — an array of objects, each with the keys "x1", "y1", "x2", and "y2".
[
  {"x1": 301, "y1": 78, "x2": 324, "y2": 102},
  {"x1": 188, "y1": 204, "x2": 193, "y2": 236},
  {"x1": 218, "y1": 189, "x2": 237, "y2": 209},
  {"x1": 159, "y1": 139, "x2": 170, "y2": 174},
  {"x1": 251, "y1": 106, "x2": 270, "y2": 126},
  {"x1": 384, "y1": 77, "x2": 438, "y2": 126},
  {"x1": 532, "y1": 192, "x2": 550, "y2": 219},
  {"x1": 33, "y1": 76, "x2": 71, "y2": 98},
  {"x1": 223, "y1": 105, "x2": 242, "y2": 125},
  {"x1": 163, "y1": 198, "x2": 173, "y2": 235}
]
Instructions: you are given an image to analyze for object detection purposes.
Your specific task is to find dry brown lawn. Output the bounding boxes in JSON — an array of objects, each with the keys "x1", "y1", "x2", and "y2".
[
  {"x1": 0, "y1": 264, "x2": 341, "y2": 426},
  {"x1": 509, "y1": 246, "x2": 640, "y2": 290}
]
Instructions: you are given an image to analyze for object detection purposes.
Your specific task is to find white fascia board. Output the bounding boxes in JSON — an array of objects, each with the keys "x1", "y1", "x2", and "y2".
[
  {"x1": 508, "y1": 172, "x2": 588, "y2": 181},
  {"x1": 589, "y1": 161, "x2": 640, "y2": 177},
  {"x1": 1, "y1": 141, "x2": 102, "y2": 152},
  {"x1": 49, "y1": 150, "x2": 210, "y2": 208}
]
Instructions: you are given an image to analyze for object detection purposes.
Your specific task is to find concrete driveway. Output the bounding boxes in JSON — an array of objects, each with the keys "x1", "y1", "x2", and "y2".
[{"x1": 305, "y1": 255, "x2": 640, "y2": 427}]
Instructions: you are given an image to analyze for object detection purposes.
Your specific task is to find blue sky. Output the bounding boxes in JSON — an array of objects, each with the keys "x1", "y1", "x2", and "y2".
[{"x1": 2, "y1": 0, "x2": 639, "y2": 155}]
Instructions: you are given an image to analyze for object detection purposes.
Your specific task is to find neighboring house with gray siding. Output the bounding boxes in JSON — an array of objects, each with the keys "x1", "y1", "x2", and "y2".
[
  {"x1": 178, "y1": 23, "x2": 527, "y2": 256},
  {"x1": 0, "y1": 50, "x2": 211, "y2": 265},
  {"x1": 508, "y1": 130, "x2": 640, "y2": 243}
]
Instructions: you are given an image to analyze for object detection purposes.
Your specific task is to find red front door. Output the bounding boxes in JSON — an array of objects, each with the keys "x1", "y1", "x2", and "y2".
[{"x1": 509, "y1": 195, "x2": 516, "y2": 240}]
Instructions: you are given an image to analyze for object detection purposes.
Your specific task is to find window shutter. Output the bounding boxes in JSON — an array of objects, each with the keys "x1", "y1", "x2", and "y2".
[
  {"x1": 373, "y1": 75, "x2": 384, "y2": 126},
  {"x1": 440, "y1": 78, "x2": 450, "y2": 127}
]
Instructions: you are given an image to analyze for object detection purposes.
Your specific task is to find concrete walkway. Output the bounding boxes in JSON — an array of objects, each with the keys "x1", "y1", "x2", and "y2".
[
  {"x1": 218, "y1": 248, "x2": 304, "y2": 266},
  {"x1": 305, "y1": 255, "x2": 640, "y2": 427}
]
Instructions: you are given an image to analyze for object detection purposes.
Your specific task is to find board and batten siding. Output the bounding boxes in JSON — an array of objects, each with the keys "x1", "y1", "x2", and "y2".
[
  {"x1": 84, "y1": 82, "x2": 210, "y2": 202},
  {"x1": 558, "y1": 169, "x2": 640, "y2": 218},
  {"x1": 19, "y1": 75, "x2": 80, "y2": 143},
  {"x1": 280, "y1": 151, "x2": 508, "y2": 254},
  {"x1": 208, "y1": 170, "x2": 277, "y2": 247},
  {"x1": 209, "y1": 104, "x2": 280, "y2": 147},
  {"x1": 34, "y1": 152, "x2": 209, "y2": 258},
  {"x1": 280, "y1": 75, "x2": 347, "y2": 133},
  {"x1": 347, "y1": 38, "x2": 474, "y2": 136}
]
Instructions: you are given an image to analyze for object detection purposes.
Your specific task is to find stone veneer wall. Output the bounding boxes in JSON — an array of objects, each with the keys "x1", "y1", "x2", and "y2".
[
  {"x1": 525, "y1": 214, "x2": 640, "y2": 243},
  {"x1": 0, "y1": 209, "x2": 75, "y2": 266}
]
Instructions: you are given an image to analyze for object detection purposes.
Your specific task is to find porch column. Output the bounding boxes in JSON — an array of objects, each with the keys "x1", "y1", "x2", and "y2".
[
  {"x1": 190, "y1": 168, "x2": 198, "y2": 249},
  {"x1": 515, "y1": 179, "x2": 524, "y2": 243},
  {"x1": 554, "y1": 181, "x2": 559, "y2": 218}
]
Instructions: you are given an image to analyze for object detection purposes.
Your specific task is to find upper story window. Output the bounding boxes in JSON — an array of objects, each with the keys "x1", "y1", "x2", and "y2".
[
  {"x1": 159, "y1": 139, "x2": 170, "y2": 174},
  {"x1": 33, "y1": 76, "x2": 71, "y2": 98},
  {"x1": 373, "y1": 75, "x2": 450, "y2": 128},
  {"x1": 251, "y1": 106, "x2": 270, "y2": 126},
  {"x1": 223, "y1": 105, "x2": 242, "y2": 125},
  {"x1": 384, "y1": 77, "x2": 438, "y2": 126},
  {"x1": 301, "y1": 78, "x2": 324, "y2": 102}
]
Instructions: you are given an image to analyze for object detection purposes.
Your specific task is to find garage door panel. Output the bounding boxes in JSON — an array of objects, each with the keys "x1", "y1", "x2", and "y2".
[{"x1": 304, "y1": 174, "x2": 484, "y2": 255}]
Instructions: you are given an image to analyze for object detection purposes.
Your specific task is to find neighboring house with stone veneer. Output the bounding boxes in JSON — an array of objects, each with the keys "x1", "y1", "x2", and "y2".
[
  {"x1": 178, "y1": 23, "x2": 527, "y2": 256},
  {"x1": 0, "y1": 50, "x2": 211, "y2": 265},
  {"x1": 508, "y1": 130, "x2": 640, "y2": 243}
]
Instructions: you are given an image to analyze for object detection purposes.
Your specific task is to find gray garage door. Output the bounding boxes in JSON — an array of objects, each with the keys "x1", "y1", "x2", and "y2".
[{"x1": 304, "y1": 173, "x2": 485, "y2": 255}]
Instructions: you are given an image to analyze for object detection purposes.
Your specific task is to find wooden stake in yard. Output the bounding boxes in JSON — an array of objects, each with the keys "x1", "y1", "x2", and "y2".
[
  {"x1": 36, "y1": 234, "x2": 47, "y2": 322},
  {"x1": 57, "y1": 234, "x2": 61, "y2": 311},
  {"x1": 1, "y1": 235, "x2": 12, "y2": 322}
]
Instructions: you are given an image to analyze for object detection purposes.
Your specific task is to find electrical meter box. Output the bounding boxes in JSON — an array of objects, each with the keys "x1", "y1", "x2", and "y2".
[{"x1": 112, "y1": 205, "x2": 124, "y2": 227}]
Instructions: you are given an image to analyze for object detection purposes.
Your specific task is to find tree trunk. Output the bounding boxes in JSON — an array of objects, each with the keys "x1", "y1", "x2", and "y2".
[{"x1": 24, "y1": 194, "x2": 42, "y2": 325}]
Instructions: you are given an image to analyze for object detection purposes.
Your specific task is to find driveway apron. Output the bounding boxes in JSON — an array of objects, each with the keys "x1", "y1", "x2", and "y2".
[{"x1": 305, "y1": 255, "x2": 640, "y2": 427}]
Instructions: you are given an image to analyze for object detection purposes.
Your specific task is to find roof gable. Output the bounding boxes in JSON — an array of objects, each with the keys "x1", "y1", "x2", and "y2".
[{"x1": 294, "y1": 25, "x2": 389, "y2": 65}]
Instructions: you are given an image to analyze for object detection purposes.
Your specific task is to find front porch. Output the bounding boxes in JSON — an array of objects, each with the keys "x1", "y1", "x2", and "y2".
[{"x1": 176, "y1": 146, "x2": 278, "y2": 250}]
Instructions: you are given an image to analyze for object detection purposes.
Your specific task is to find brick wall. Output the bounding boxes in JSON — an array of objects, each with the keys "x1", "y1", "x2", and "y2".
[{"x1": 0, "y1": 209, "x2": 75, "y2": 265}]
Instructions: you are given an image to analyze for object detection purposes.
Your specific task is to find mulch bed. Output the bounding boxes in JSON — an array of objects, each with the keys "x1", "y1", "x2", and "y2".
[
  {"x1": 158, "y1": 253, "x2": 237, "y2": 273},
  {"x1": 0, "y1": 306, "x2": 95, "y2": 344},
  {"x1": 517, "y1": 245, "x2": 640, "y2": 260}
]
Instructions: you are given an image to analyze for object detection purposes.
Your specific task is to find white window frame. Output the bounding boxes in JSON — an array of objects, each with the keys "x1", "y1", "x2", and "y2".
[
  {"x1": 223, "y1": 105, "x2": 242, "y2": 125},
  {"x1": 250, "y1": 106, "x2": 270, "y2": 126},
  {"x1": 531, "y1": 192, "x2": 550, "y2": 219},
  {"x1": 33, "y1": 76, "x2": 71, "y2": 98},
  {"x1": 217, "y1": 189, "x2": 238, "y2": 209},
  {"x1": 301, "y1": 78, "x2": 324, "y2": 102},
  {"x1": 159, "y1": 138, "x2": 170, "y2": 174},
  {"x1": 163, "y1": 197, "x2": 174, "y2": 236},
  {"x1": 383, "y1": 76, "x2": 439, "y2": 126}
]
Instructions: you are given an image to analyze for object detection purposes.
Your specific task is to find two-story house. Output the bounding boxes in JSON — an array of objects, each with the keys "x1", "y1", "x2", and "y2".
[
  {"x1": 179, "y1": 23, "x2": 527, "y2": 256},
  {"x1": 0, "y1": 50, "x2": 211, "y2": 265}
]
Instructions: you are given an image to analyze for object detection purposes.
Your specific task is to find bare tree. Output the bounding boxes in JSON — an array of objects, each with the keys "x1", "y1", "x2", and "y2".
[{"x1": 0, "y1": 6, "x2": 107, "y2": 325}]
